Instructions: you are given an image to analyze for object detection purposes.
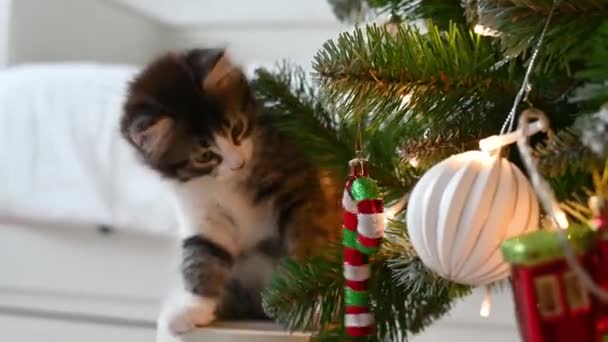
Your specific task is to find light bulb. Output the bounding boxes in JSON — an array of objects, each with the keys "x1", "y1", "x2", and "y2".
[
  {"x1": 555, "y1": 210, "x2": 569, "y2": 229},
  {"x1": 474, "y1": 24, "x2": 500, "y2": 37},
  {"x1": 383, "y1": 194, "x2": 408, "y2": 225},
  {"x1": 398, "y1": 93, "x2": 412, "y2": 110},
  {"x1": 408, "y1": 156, "x2": 420, "y2": 168}
]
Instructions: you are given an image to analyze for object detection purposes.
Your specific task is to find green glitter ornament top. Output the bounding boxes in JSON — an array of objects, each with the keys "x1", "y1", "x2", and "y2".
[
  {"x1": 350, "y1": 177, "x2": 379, "y2": 201},
  {"x1": 501, "y1": 225, "x2": 596, "y2": 267}
]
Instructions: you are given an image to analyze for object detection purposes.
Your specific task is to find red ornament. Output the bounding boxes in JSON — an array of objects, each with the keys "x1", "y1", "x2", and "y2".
[{"x1": 502, "y1": 221, "x2": 608, "y2": 342}]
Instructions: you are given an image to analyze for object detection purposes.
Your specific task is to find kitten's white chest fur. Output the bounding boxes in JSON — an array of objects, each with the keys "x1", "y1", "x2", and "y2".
[
  {"x1": 170, "y1": 173, "x2": 276, "y2": 255},
  {"x1": 162, "y1": 167, "x2": 278, "y2": 336}
]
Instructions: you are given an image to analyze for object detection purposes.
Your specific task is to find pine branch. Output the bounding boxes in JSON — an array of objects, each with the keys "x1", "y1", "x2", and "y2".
[
  {"x1": 251, "y1": 64, "x2": 415, "y2": 200},
  {"x1": 532, "y1": 125, "x2": 598, "y2": 202},
  {"x1": 262, "y1": 222, "x2": 470, "y2": 341},
  {"x1": 251, "y1": 65, "x2": 351, "y2": 178},
  {"x1": 471, "y1": 2, "x2": 608, "y2": 120},
  {"x1": 399, "y1": 130, "x2": 482, "y2": 168},
  {"x1": 550, "y1": 170, "x2": 593, "y2": 202},
  {"x1": 475, "y1": 0, "x2": 608, "y2": 62},
  {"x1": 326, "y1": 0, "x2": 466, "y2": 28},
  {"x1": 313, "y1": 21, "x2": 516, "y2": 137},
  {"x1": 367, "y1": 0, "x2": 467, "y2": 29},
  {"x1": 530, "y1": 105, "x2": 608, "y2": 204},
  {"x1": 545, "y1": 104, "x2": 608, "y2": 203},
  {"x1": 578, "y1": 104, "x2": 608, "y2": 158},
  {"x1": 535, "y1": 127, "x2": 597, "y2": 178},
  {"x1": 563, "y1": 194, "x2": 594, "y2": 223},
  {"x1": 481, "y1": 0, "x2": 607, "y2": 16},
  {"x1": 262, "y1": 246, "x2": 344, "y2": 334},
  {"x1": 562, "y1": 160, "x2": 608, "y2": 222},
  {"x1": 570, "y1": 22, "x2": 608, "y2": 108},
  {"x1": 573, "y1": 21, "x2": 608, "y2": 82},
  {"x1": 365, "y1": 126, "x2": 420, "y2": 201},
  {"x1": 327, "y1": 0, "x2": 375, "y2": 24}
]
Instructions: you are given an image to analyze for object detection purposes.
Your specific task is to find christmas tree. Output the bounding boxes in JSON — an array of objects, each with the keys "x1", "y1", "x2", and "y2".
[{"x1": 249, "y1": 0, "x2": 608, "y2": 340}]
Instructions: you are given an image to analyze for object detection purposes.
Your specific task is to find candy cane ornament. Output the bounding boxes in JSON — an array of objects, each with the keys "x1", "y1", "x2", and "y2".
[{"x1": 343, "y1": 159, "x2": 385, "y2": 337}]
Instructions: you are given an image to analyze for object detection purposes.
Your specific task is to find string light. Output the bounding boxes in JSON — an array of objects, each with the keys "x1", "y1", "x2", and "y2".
[
  {"x1": 398, "y1": 93, "x2": 412, "y2": 111},
  {"x1": 554, "y1": 208, "x2": 569, "y2": 229},
  {"x1": 407, "y1": 156, "x2": 420, "y2": 168},
  {"x1": 473, "y1": 24, "x2": 500, "y2": 37},
  {"x1": 383, "y1": 194, "x2": 408, "y2": 225}
]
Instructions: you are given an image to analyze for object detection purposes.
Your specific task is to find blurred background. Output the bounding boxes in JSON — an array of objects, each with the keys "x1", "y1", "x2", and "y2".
[
  {"x1": 0, "y1": 0, "x2": 348, "y2": 70},
  {"x1": 0, "y1": 1, "x2": 517, "y2": 341}
]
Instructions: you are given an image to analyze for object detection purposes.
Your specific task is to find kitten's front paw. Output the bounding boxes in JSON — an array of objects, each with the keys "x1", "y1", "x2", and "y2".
[{"x1": 160, "y1": 295, "x2": 218, "y2": 336}]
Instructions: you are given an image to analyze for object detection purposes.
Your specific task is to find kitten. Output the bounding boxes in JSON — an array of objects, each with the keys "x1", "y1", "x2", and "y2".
[{"x1": 121, "y1": 49, "x2": 341, "y2": 335}]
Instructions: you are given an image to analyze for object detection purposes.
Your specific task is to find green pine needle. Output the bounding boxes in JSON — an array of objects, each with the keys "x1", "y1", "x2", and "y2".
[
  {"x1": 252, "y1": 2, "x2": 608, "y2": 338},
  {"x1": 262, "y1": 223, "x2": 471, "y2": 341},
  {"x1": 475, "y1": 0, "x2": 608, "y2": 65},
  {"x1": 367, "y1": 0, "x2": 467, "y2": 29},
  {"x1": 327, "y1": 0, "x2": 373, "y2": 24},
  {"x1": 399, "y1": 130, "x2": 483, "y2": 168},
  {"x1": 251, "y1": 64, "x2": 414, "y2": 201},
  {"x1": 262, "y1": 246, "x2": 344, "y2": 333},
  {"x1": 313, "y1": 21, "x2": 516, "y2": 136},
  {"x1": 251, "y1": 64, "x2": 351, "y2": 178},
  {"x1": 536, "y1": 127, "x2": 598, "y2": 179},
  {"x1": 326, "y1": 0, "x2": 467, "y2": 29}
]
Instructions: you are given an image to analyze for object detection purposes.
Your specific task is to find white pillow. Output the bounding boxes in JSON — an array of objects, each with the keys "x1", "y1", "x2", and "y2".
[{"x1": 0, "y1": 63, "x2": 177, "y2": 235}]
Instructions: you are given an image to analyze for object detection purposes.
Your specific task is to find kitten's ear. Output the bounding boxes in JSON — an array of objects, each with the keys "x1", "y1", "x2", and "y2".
[
  {"x1": 125, "y1": 116, "x2": 175, "y2": 162},
  {"x1": 186, "y1": 48, "x2": 246, "y2": 96}
]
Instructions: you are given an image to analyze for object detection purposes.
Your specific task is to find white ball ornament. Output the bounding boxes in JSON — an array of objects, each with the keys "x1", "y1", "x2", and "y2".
[{"x1": 406, "y1": 150, "x2": 539, "y2": 286}]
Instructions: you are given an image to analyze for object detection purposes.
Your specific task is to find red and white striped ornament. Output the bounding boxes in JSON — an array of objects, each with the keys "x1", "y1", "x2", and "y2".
[{"x1": 342, "y1": 159, "x2": 385, "y2": 337}]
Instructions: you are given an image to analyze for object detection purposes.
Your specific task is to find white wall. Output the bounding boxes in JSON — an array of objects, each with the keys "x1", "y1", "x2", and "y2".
[
  {"x1": 7, "y1": 0, "x2": 177, "y2": 65},
  {"x1": 106, "y1": 0, "x2": 348, "y2": 70},
  {"x1": 173, "y1": 23, "x2": 348, "y2": 72},
  {"x1": 0, "y1": 0, "x2": 10, "y2": 67},
  {"x1": 5, "y1": 0, "x2": 349, "y2": 70},
  {"x1": 111, "y1": 0, "x2": 339, "y2": 27}
]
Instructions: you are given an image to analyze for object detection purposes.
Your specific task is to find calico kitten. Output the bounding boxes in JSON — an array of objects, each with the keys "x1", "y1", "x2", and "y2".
[{"x1": 121, "y1": 49, "x2": 341, "y2": 335}]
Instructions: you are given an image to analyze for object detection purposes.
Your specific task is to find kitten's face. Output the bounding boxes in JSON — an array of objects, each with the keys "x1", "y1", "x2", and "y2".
[
  {"x1": 121, "y1": 49, "x2": 256, "y2": 181},
  {"x1": 192, "y1": 131, "x2": 254, "y2": 181}
]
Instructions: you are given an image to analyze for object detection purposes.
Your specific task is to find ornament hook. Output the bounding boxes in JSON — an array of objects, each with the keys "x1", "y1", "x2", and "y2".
[{"x1": 479, "y1": 118, "x2": 548, "y2": 154}]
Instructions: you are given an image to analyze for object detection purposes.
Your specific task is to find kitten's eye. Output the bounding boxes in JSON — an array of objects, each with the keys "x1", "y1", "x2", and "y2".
[{"x1": 195, "y1": 151, "x2": 215, "y2": 163}]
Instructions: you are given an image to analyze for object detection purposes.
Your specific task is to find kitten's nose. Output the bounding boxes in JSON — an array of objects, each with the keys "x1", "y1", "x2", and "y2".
[
  {"x1": 215, "y1": 135, "x2": 246, "y2": 171},
  {"x1": 223, "y1": 153, "x2": 244, "y2": 170},
  {"x1": 229, "y1": 159, "x2": 245, "y2": 171}
]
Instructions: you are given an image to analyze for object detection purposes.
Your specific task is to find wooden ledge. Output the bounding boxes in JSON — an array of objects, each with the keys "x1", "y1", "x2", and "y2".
[{"x1": 157, "y1": 321, "x2": 311, "y2": 342}]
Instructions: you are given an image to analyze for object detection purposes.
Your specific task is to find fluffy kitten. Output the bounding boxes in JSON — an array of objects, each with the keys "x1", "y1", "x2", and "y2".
[{"x1": 121, "y1": 49, "x2": 341, "y2": 335}]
